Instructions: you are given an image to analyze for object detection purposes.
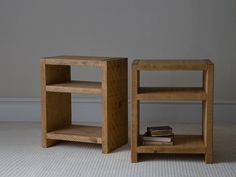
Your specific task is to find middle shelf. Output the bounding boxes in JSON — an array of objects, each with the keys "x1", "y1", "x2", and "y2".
[
  {"x1": 46, "y1": 81, "x2": 102, "y2": 94},
  {"x1": 137, "y1": 87, "x2": 206, "y2": 100}
]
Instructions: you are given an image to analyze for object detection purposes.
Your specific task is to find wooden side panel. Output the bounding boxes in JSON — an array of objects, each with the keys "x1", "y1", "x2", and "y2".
[
  {"x1": 131, "y1": 65, "x2": 140, "y2": 163},
  {"x1": 203, "y1": 63, "x2": 214, "y2": 163},
  {"x1": 102, "y1": 59, "x2": 128, "y2": 153},
  {"x1": 41, "y1": 60, "x2": 71, "y2": 147}
]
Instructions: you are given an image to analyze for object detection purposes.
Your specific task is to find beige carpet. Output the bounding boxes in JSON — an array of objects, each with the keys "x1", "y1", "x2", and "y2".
[{"x1": 0, "y1": 122, "x2": 235, "y2": 177}]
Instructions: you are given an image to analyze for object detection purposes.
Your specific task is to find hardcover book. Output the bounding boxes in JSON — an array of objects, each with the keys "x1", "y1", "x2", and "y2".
[
  {"x1": 143, "y1": 134, "x2": 173, "y2": 142},
  {"x1": 147, "y1": 126, "x2": 172, "y2": 136},
  {"x1": 143, "y1": 141, "x2": 174, "y2": 145}
]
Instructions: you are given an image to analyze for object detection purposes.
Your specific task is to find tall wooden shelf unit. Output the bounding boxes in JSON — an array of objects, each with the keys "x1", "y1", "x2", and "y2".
[
  {"x1": 131, "y1": 59, "x2": 214, "y2": 163},
  {"x1": 41, "y1": 56, "x2": 128, "y2": 153}
]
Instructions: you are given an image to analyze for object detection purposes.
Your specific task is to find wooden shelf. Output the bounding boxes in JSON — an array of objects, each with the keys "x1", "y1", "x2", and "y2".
[
  {"x1": 137, "y1": 135, "x2": 205, "y2": 154},
  {"x1": 131, "y1": 59, "x2": 214, "y2": 163},
  {"x1": 46, "y1": 81, "x2": 102, "y2": 94},
  {"x1": 137, "y1": 87, "x2": 206, "y2": 100},
  {"x1": 133, "y1": 59, "x2": 213, "y2": 71},
  {"x1": 47, "y1": 125, "x2": 102, "y2": 144},
  {"x1": 43, "y1": 55, "x2": 125, "y2": 67},
  {"x1": 41, "y1": 56, "x2": 128, "y2": 153}
]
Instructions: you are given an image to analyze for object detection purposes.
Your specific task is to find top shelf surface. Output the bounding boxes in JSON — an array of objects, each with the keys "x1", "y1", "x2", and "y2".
[
  {"x1": 42, "y1": 55, "x2": 126, "y2": 67},
  {"x1": 133, "y1": 59, "x2": 213, "y2": 71}
]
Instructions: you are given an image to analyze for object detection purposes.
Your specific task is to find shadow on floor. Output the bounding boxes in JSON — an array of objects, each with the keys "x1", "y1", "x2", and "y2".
[
  {"x1": 140, "y1": 154, "x2": 204, "y2": 163},
  {"x1": 41, "y1": 125, "x2": 236, "y2": 163},
  {"x1": 54, "y1": 141, "x2": 102, "y2": 150}
]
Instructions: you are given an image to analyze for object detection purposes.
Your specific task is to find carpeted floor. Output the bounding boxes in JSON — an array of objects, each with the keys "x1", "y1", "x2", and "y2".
[{"x1": 0, "y1": 122, "x2": 235, "y2": 177}]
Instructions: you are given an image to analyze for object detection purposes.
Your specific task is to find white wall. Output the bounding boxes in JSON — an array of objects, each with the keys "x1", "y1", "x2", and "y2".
[{"x1": 0, "y1": 0, "x2": 236, "y2": 122}]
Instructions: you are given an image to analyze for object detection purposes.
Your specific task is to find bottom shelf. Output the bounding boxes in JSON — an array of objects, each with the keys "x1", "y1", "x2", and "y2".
[
  {"x1": 47, "y1": 125, "x2": 102, "y2": 144},
  {"x1": 137, "y1": 135, "x2": 205, "y2": 154}
]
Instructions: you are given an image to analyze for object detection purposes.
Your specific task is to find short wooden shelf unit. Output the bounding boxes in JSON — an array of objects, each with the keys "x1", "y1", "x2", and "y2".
[
  {"x1": 131, "y1": 59, "x2": 214, "y2": 163},
  {"x1": 41, "y1": 56, "x2": 128, "y2": 153}
]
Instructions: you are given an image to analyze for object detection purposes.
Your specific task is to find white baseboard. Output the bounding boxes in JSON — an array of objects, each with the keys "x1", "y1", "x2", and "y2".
[{"x1": 0, "y1": 98, "x2": 235, "y2": 124}]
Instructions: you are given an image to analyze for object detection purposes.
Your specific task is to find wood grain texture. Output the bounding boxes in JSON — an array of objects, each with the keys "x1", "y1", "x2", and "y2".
[
  {"x1": 203, "y1": 63, "x2": 214, "y2": 163},
  {"x1": 137, "y1": 135, "x2": 205, "y2": 154},
  {"x1": 41, "y1": 61, "x2": 71, "y2": 148},
  {"x1": 46, "y1": 81, "x2": 102, "y2": 94},
  {"x1": 133, "y1": 59, "x2": 211, "y2": 70},
  {"x1": 44, "y1": 56, "x2": 124, "y2": 67},
  {"x1": 41, "y1": 56, "x2": 128, "y2": 153},
  {"x1": 102, "y1": 59, "x2": 128, "y2": 153},
  {"x1": 131, "y1": 65, "x2": 140, "y2": 163},
  {"x1": 137, "y1": 87, "x2": 206, "y2": 100},
  {"x1": 131, "y1": 59, "x2": 214, "y2": 163},
  {"x1": 202, "y1": 70, "x2": 206, "y2": 136},
  {"x1": 47, "y1": 125, "x2": 102, "y2": 144}
]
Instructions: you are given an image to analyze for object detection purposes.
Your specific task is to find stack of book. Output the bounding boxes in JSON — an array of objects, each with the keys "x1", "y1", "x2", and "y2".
[{"x1": 143, "y1": 126, "x2": 174, "y2": 145}]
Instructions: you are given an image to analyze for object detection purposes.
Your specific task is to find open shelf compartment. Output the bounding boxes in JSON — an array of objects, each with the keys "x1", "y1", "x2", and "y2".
[
  {"x1": 131, "y1": 59, "x2": 214, "y2": 163},
  {"x1": 47, "y1": 125, "x2": 102, "y2": 144},
  {"x1": 41, "y1": 56, "x2": 128, "y2": 153},
  {"x1": 137, "y1": 135, "x2": 205, "y2": 154}
]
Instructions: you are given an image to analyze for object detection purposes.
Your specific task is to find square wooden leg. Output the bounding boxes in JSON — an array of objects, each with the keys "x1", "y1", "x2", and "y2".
[
  {"x1": 131, "y1": 151, "x2": 139, "y2": 163},
  {"x1": 203, "y1": 98, "x2": 214, "y2": 163},
  {"x1": 203, "y1": 64, "x2": 214, "y2": 163},
  {"x1": 131, "y1": 67, "x2": 140, "y2": 162}
]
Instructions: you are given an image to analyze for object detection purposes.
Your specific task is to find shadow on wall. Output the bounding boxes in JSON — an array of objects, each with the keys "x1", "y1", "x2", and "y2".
[{"x1": 213, "y1": 125, "x2": 236, "y2": 163}]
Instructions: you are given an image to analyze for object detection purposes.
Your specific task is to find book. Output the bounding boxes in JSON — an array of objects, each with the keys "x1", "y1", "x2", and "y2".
[
  {"x1": 143, "y1": 141, "x2": 174, "y2": 145},
  {"x1": 147, "y1": 126, "x2": 172, "y2": 136},
  {"x1": 143, "y1": 134, "x2": 173, "y2": 142}
]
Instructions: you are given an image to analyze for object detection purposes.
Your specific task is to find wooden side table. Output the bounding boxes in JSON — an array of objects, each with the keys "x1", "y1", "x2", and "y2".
[
  {"x1": 41, "y1": 56, "x2": 128, "y2": 153},
  {"x1": 131, "y1": 59, "x2": 214, "y2": 163}
]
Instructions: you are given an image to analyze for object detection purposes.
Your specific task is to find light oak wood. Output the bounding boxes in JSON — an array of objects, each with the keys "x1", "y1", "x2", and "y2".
[
  {"x1": 131, "y1": 59, "x2": 214, "y2": 163},
  {"x1": 202, "y1": 70, "x2": 206, "y2": 136},
  {"x1": 203, "y1": 64, "x2": 214, "y2": 163},
  {"x1": 102, "y1": 59, "x2": 128, "y2": 153},
  {"x1": 41, "y1": 62, "x2": 71, "y2": 148},
  {"x1": 137, "y1": 87, "x2": 206, "y2": 100},
  {"x1": 41, "y1": 56, "x2": 128, "y2": 153},
  {"x1": 133, "y1": 59, "x2": 212, "y2": 71},
  {"x1": 43, "y1": 55, "x2": 124, "y2": 67},
  {"x1": 137, "y1": 135, "x2": 205, "y2": 154},
  {"x1": 131, "y1": 66, "x2": 140, "y2": 163},
  {"x1": 47, "y1": 125, "x2": 102, "y2": 144},
  {"x1": 46, "y1": 81, "x2": 102, "y2": 94}
]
